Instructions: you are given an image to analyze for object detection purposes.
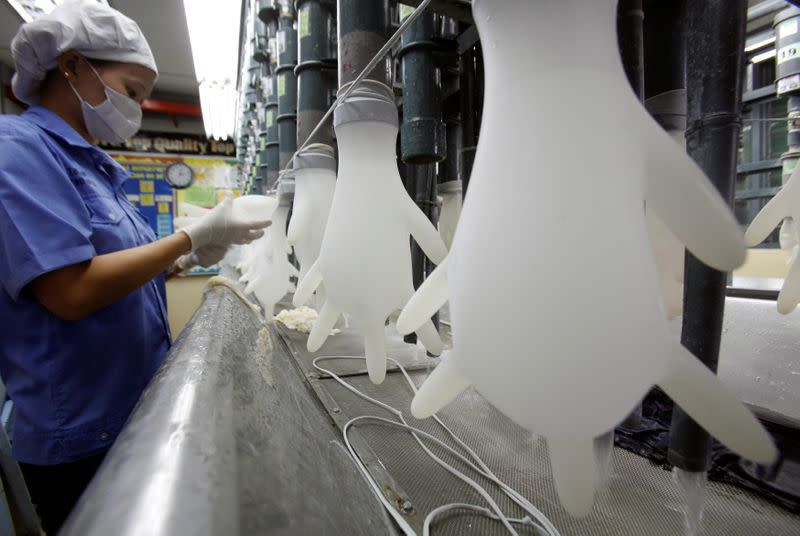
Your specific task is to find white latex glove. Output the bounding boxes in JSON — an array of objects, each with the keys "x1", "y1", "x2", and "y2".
[
  {"x1": 746, "y1": 164, "x2": 800, "y2": 314},
  {"x1": 779, "y1": 218, "x2": 799, "y2": 265},
  {"x1": 181, "y1": 197, "x2": 271, "y2": 251},
  {"x1": 439, "y1": 191, "x2": 462, "y2": 251},
  {"x1": 646, "y1": 209, "x2": 684, "y2": 319}
]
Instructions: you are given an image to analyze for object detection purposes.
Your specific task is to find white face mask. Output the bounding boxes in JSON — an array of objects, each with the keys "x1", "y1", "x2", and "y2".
[{"x1": 68, "y1": 61, "x2": 143, "y2": 143}]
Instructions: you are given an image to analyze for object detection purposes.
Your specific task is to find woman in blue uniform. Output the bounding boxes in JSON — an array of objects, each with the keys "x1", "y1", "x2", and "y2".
[{"x1": 0, "y1": 2, "x2": 269, "y2": 532}]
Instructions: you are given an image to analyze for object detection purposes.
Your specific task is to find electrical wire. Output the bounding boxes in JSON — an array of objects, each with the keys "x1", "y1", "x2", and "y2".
[
  {"x1": 312, "y1": 355, "x2": 560, "y2": 536},
  {"x1": 423, "y1": 504, "x2": 540, "y2": 536},
  {"x1": 276, "y1": 0, "x2": 436, "y2": 181}
]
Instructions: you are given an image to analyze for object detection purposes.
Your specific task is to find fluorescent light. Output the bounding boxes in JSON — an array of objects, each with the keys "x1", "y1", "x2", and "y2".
[
  {"x1": 751, "y1": 49, "x2": 777, "y2": 64},
  {"x1": 5, "y1": 0, "x2": 107, "y2": 22},
  {"x1": 745, "y1": 36, "x2": 776, "y2": 53},
  {"x1": 182, "y1": 0, "x2": 243, "y2": 140}
]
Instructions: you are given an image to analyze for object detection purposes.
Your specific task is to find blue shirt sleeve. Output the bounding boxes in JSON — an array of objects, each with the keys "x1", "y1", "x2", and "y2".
[{"x1": 0, "y1": 127, "x2": 96, "y2": 301}]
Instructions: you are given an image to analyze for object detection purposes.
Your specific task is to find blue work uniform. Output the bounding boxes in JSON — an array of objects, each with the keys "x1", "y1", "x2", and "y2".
[{"x1": 0, "y1": 106, "x2": 171, "y2": 465}]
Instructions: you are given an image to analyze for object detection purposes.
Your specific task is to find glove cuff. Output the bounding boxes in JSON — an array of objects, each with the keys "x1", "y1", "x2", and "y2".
[{"x1": 179, "y1": 227, "x2": 201, "y2": 252}]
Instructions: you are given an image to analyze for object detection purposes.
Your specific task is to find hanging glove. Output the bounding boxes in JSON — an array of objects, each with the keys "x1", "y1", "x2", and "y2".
[
  {"x1": 181, "y1": 197, "x2": 271, "y2": 251},
  {"x1": 745, "y1": 163, "x2": 800, "y2": 314}
]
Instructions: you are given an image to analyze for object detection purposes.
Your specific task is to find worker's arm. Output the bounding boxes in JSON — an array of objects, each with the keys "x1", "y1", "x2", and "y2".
[{"x1": 29, "y1": 232, "x2": 192, "y2": 322}]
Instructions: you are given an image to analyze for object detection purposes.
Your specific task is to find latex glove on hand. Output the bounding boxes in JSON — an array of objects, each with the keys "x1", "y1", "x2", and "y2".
[
  {"x1": 175, "y1": 243, "x2": 229, "y2": 272},
  {"x1": 181, "y1": 197, "x2": 271, "y2": 251}
]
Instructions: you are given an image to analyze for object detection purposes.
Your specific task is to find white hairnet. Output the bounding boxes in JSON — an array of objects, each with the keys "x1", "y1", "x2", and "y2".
[{"x1": 10, "y1": 0, "x2": 158, "y2": 105}]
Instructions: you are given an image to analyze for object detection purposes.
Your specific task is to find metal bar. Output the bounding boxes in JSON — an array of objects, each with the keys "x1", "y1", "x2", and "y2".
[
  {"x1": 736, "y1": 159, "x2": 782, "y2": 174},
  {"x1": 61, "y1": 287, "x2": 246, "y2": 536},
  {"x1": 742, "y1": 85, "x2": 777, "y2": 104},
  {"x1": 735, "y1": 186, "x2": 782, "y2": 200},
  {"x1": 667, "y1": 0, "x2": 748, "y2": 474},
  {"x1": 747, "y1": 0, "x2": 788, "y2": 22},
  {"x1": 0, "y1": 425, "x2": 39, "y2": 535}
]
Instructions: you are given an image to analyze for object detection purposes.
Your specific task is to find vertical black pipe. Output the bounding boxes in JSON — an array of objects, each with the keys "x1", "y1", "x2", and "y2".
[
  {"x1": 259, "y1": 6, "x2": 280, "y2": 189},
  {"x1": 398, "y1": 10, "x2": 445, "y2": 164},
  {"x1": 398, "y1": 9, "x2": 444, "y2": 344},
  {"x1": 337, "y1": 0, "x2": 391, "y2": 87},
  {"x1": 277, "y1": 2, "x2": 298, "y2": 170},
  {"x1": 667, "y1": 0, "x2": 747, "y2": 473},
  {"x1": 296, "y1": 0, "x2": 336, "y2": 147},
  {"x1": 459, "y1": 42, "x2": 481, "y2": 196},
  {"x1": 403, "y1": 163, "x2": 438, "y2": 346},
  {"x1": 440, "y1": 99, "x2": 462, "y2": 186},
  {"x1": 617, "y1": 0, "x2": 644, "y2": 101},
  {"x1": 643, "y1": 0, "x2": 686, "y2": 100}
]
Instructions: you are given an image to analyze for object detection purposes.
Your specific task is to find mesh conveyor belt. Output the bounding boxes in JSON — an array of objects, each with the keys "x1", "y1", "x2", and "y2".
[{"x1": 274, "y1": 318, "x2": 800, "y2": 535}]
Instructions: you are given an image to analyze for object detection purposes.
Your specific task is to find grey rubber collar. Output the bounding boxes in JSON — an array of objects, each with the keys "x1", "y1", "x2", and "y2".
[
  {"x1": 294, "y1": 143, "x2": 337, "y2": 172},
  {"x1": 333, "y1": 80, "x2": 398, "y2": 129}
]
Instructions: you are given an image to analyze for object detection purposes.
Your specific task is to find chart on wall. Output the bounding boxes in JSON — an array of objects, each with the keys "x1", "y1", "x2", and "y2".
[{"x1": 109, "y1": 152, "x2": 240, "y2": 229}]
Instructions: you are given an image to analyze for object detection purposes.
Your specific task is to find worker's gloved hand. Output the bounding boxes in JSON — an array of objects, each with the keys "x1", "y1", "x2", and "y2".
[
  {"x1": 175, "y1": 243, "x2": 229, "y2": 272},
  {"x1": 181, "y1": 197, "x2": 271, "y2": 251}
]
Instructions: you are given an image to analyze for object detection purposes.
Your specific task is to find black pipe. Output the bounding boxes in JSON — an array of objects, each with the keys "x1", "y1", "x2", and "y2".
[
  {"x1": 277, "y1": 3, "x2": 298, "y2": 170},
  {"x1": 402, "y1": 163, "x2": 439, "y2": 346},
  {"x1": 253, "y1": 16, "x2": 270, "y2": 64},
  {"x1": 643, "y1": 0, "x2": 686, "y2": 100},
  {"x1": 337, "y1": 0, "x2": 391, "y2": 87},
  {"x1": 258, "y1": 0, "x2": 278, "y2": 24},
  {"x1": 296, "y1": 0, "x2": 336, "y2": 147},
  {"x1": 667, "y1": 0, "x2": 747, "y2": 473},
  {"x1": 617, "y1": 0, "x2": 644, "y2": 101},
  {"x1": 439, "y1": 95, "x2": 461, "y2": 186},
  {"x1": 458, "y1": 42, "x2": 481, "y2": 195},
  {"x1": 398, "y1": 9, "x2": 445, "y2": 164},
  {"x1": 256, "y1": 127, "x2": 269, "y2": 193},
  {"x1": 397, "y1": 9, "x2": 444, "y2": 339}
]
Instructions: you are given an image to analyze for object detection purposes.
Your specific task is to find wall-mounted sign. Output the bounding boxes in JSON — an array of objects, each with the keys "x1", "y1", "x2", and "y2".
[{"x1": 99, "y1": 131, "x2": 236, "y2": 157}]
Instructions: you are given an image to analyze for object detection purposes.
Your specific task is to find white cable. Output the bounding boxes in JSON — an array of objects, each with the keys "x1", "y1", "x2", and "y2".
[
  {"x1": 423, "y1": 503, "x2": 539, "y2": 536},
  {"x1": 343, "y1": 416, "x2": 525, "y2": 536},
  {"x1": 393, "y1": 362, "x2": 559, "y2": 534},
  {"x1": 313, "y1": 355, "x2": 560, "y2": 536},
  {"x1": 319, "y1": 355, "x2": 559, "y2": 534}
]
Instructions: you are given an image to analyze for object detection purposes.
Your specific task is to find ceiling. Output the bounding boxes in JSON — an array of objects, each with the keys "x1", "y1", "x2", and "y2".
[{"x1": 0, "y1": 0, "x2": 200, "y2": 100}]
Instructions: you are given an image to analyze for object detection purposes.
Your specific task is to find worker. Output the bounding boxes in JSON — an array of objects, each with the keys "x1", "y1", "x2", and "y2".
[{"x1": 0, "y1": 2, "x2": 269, "y2": 533}]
